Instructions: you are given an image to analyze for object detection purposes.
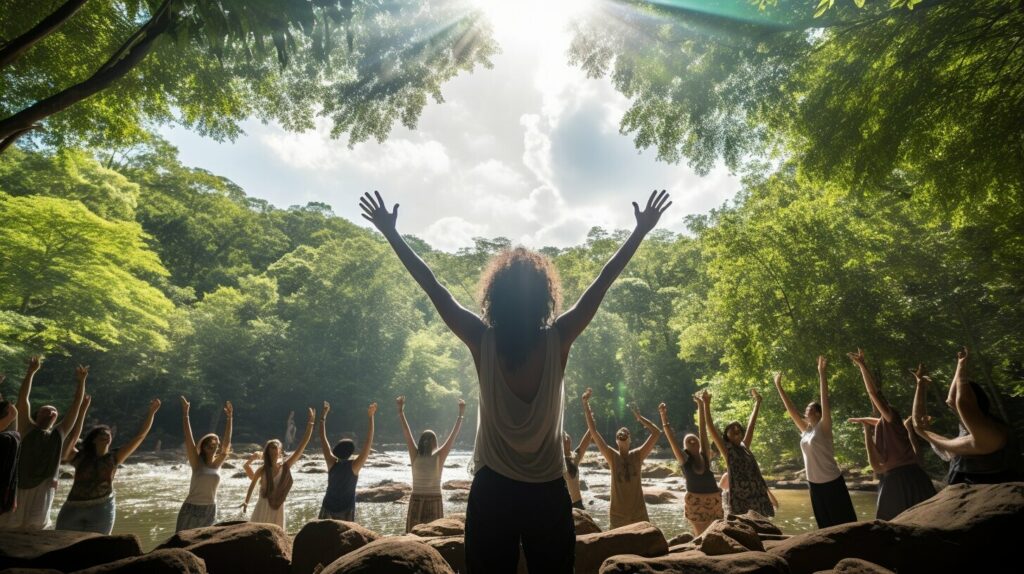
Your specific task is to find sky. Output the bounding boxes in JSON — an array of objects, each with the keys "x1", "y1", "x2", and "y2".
[{"x1": 161, "y1": 0, "x2": 741, "y2": 253}]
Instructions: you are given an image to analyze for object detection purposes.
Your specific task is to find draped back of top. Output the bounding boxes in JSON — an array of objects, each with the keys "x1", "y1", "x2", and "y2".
[{"x1": 472, "y1": 327, "x2": 565, "y2": 483}]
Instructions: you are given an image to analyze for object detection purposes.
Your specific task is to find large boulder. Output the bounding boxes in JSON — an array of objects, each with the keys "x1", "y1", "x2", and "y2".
[
  {"x1": 71, "y1": 548, "x2": 206, "y2": 574},
  {"x1": 641, "y1": 463, "x2": 680, "y2": 479},
  {"x1": 599, "y1": 550, "x2": 790, "y2": 574},
  {"x1": 830, "y1": 558, "x2": 896, "y2": 574},
  {"x1": 728, "y1": 511, "x2": 784, "y2": 536},
  {"x1": 666, "y1": 532, "x2": 694, "y2": 547},
  {"x1": 410, "y1": 517, "x2": 465, "y2": 537},
  {"x1": 157, "y1": 522, "x2": 291, "y2": 574},
  {"x1": 575, "y1": 522, "x2": 668, "y2": 574},
  {"x1": 698, "y1": 519, "x2": 765, "y2": 555},
  {"x1": 321, "y1": 537, "x2": 454, "y2": 574},
  {"x1": 291, "y1": 520, "x2": 379, "y2": 574},
  {"x1": 641, "y1": 488, "x2": 678, "y2": 505},
  {"x1": 420, "y1": 536, "x2": 465, "y2": 573},
  {"x1": 573, "y1": 508, "x2": 602, "y2": 536},
  {"x1": 355, "y1": 483, "x2": 410, "y2": 503},
  {"x1": 0, "y1": 530, "x2": 142, "y2": 571}
]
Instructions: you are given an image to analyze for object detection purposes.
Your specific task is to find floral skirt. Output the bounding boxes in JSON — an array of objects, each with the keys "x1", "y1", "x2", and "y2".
[{"x1": 684, "y1": 490, "x2": 724, "y2": 524}]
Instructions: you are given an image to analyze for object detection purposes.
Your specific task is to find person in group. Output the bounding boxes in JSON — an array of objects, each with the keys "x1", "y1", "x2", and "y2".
[
  {"x1": 562, "y1": 429, "x2": 591, "y2": 511},
  {"x1": 317, "y1": 401, "x2": 376, "y2": 521},
  {"x1": 397, "y1": 395, "x2": 464, "y2": 531},
  {"x1": 659, "y1": 394, "x2": 721, "y2": 535},
  {"x1": 243, "y1": 407, "x2": 315, "y2": 529},
  {"x1": 55, "y1": 398, "x2": 161, "y2": 534},
  {"x1": 581, "y1": 389, "x2": 661, "y2": 529},
  {"x1": 703, "y1": 389, "x2": 774, "y2": 517},
  {"x1": 847, "y1": 348, "x2": 935, "y2": 520},
  {"x1": 771, "y1": 356, "x2": 856, "y2": 528},
  {"x1": 1, "y1": 358, "x2": 87, "y2": 529},
  {"x1": 176, "y1": 396, "x2": 234, "y2": 531},
  {"x1": 284, "y1": 411, "x2": 297, "y2": 451},
  {"x1": 911, "y1": 349, "x2": 1022, "y2": 484},
  {"x1": 1, "y1": 393, "x2": 20, "y2": 517},
  {"x1": 359, "y1": 189, "x2": 671, "y2": 573}
]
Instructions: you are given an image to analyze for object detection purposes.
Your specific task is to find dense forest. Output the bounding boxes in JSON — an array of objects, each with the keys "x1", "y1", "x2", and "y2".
[{"x1": 1, "y1": 0, "x2": 1021, "y2": 473}]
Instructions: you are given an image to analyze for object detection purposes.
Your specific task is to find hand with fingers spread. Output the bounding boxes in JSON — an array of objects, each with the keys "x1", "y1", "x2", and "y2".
[
  {"x1": 74, "y1": 364, "x2": 89, "y2": 382},
  {"x1": 633, "y1": 189, "x2": 672, "y2": 234},
  {"x1": 847, "y1": 348, "x2": 867, "y2": 367},
  {"x1": 359, "y1": 191, "x2": 399, "y2": 235}
]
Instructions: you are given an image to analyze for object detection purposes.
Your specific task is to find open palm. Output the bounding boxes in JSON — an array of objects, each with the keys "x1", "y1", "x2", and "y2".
[
  {"x1": 359, "y1": 191, "x2": 398, "y2": 234},
  {"x1": 633, "y1": 190, "x2": 672, "y2": 234}
]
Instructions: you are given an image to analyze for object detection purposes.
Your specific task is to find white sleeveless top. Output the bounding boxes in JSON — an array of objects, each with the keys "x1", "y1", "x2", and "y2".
[
  {"x1": 184, "y1": 464, "x2": 221, "y2": 506},
  {"x1": 411, "y1": 453, "x2": 442, "y2": 496},
  {"x1": 472, "y1": 327, "x2": 566, "y2": 483}
]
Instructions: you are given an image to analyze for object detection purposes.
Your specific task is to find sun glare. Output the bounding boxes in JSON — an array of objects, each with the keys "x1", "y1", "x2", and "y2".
[{"x1": 473, "y1": 0, "x2": 594, "y2": 43}]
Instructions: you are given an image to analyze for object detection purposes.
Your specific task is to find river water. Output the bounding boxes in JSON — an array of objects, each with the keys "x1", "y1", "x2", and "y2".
[{"x1": 44, "y1": 449, "x2": 876, "y2": 551}]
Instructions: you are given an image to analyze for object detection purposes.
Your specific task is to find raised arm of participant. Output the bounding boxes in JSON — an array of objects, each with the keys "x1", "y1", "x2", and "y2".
[
  {"x1": 62, "y1": 395, "x2": 91, "y2": 463},
  {"x1": 319, "y1": 401, "x2": 339, "y2": 469},
  {"x1": 360, "y1": 191, "x2": 485, "y2": 350},
  {"x1": 582, "y1": 388, "x2": 614, "y2": 463},
  {"x1": 743, "y1": 389, "x2": 763, "y2": 448},
  {"x1": 396, "y1": 396, "x2": 417, "y2": 462},
  {"x1": 702, "y1": 391, "x2": 729, "y2": 463},
  {"x1": 556, "y1": 191, "x2": 671, "y2": 352},
  {"x1": 633, "y1": 404, "x2": 661, "y2": 459},
  {"x1": 180, "y1": 396, "x2": 199, "y2": 468},
  {"x1": 437, "y1": 398, "x2": 466, "y2": 464},
  {"x1": 58, "y1": 364, "x2": 87, "y2": 436},
  {"x1": 847, "y1": 348, "x2": 895, "y2": 422},
  {"x1": 116, "y1": 399, "x2": 161, "y2": 465},
  {"x1": 851, "y1": 418, "x2": 885, "y2": 475},
  {"x1": 351, "y1": 403, "x2": 377, "y2": 474},
  {"x1": 817, "y1": 356, "x2": 832, "y2": 432},
  {"x1": 285, "y1": 407, "x2": 315, "y2": 468},
  {"x1": 213, "y1": 401, "x2": 233, "y2": 467},
  {"x1": 573, "y1": 428, "x2": 592, "y2": 466},
  {"x1": 696, "y1": 393, "x2": 711, "y2": 461},
  {"x1": 15, "y1": 356, "x2": 41, "y2": 435},
  {"x1": 658, "y1": 402, "x2": 687, "y2": 466},
  {"x1": 773, "y1": 372, "x2": 809, "y2": 434},
  {"x1": 243, "y1": 451, "x2": 260, "y2": 480}
]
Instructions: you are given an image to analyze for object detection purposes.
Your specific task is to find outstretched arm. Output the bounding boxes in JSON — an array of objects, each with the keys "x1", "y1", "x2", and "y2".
[
  {"x1": 360, "y1": 192, "x2": 485, "y2": 351},
  {"x1": 213, "y1": 401, "x2": 233, "y2": 467},
  {"x1": 285, "y1": 408, "x2": 316, "y2": 467},
  {"x1": 116, "y1": 399, "x2": 161, "y2": 465},
  {"x1": 58, "y1": 365, "x2": 87, "y2": 436},
  {"x1": 396, "y1": 396, "x2": 417, "y2": 462},
  {"x1": 817, "y1": 356, "x2": 832, "y2": 433},
  {"x1": 696, "y1": 394, "x2": 711, "y2": 462},
  {"x1": 555, "y1": 191, "x2": 671, "y2": 354},
  {"x1": 244, "y1": 451, "x2": 260, "y2": 480},
  {"x1": 15, "y1": 356, "x2": 41, "y2": 435},
  {"x1": 573, "y1": 428, "x2": 592, "y2": 465},
  {"x1": 180, "y1": 396, "x2": 199, "y2": 468},
  {"x1": 702, "y1": 391, "x2": 729, "y2": 464},
  {"x1": 633, "y1": 405, "x2": 662, "y2": 459},
  {"x1": 582, "y1": 389, "x2": 614, "y2": 463},
  {"x1": 320, "y1": 401, "x2": 339, "y2": 469},
  {"x1": 352, "y1": 403, "x2": 377, "y2": 474},
  {"x1": 242, "y1": 467, "x2": 263, "y2": 514},
  {"x1": 743, "y1": 389, "x2": 763, "y2": 448},
  {"x1": 852, "y1": 419, "x2": 885, "y2": 475},
  {"x1": 436, "y1": 398, "x2": 466, "y2": 464},
  {"x1": 62, "y1": 395, "x2": 91, "y2": 462},
  {"x1": 848, "y1": 349, "x2": 895, "y2": 422},
  {"x1": 658, "y1": 402, "x2": 687, "y2": 466},
  {"x1": 773, "y1": 373, "x2": 809, "y2": 434}
]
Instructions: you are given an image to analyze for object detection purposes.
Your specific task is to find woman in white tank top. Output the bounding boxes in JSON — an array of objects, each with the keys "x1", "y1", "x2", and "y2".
[
  {"x1": 360, "y1": 189, "x2": 671, "y2": 573},
  {"x1": 176, "y1": 397, "x2": 233, "y2": 532},
  {"x1": 396, "y1": 395, "x2": 465, "y2": 531}
]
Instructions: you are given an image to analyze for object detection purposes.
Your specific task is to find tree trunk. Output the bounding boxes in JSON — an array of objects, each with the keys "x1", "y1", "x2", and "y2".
[{"x1": 0, "y1": 0, "x2": 90, "y2": 69}]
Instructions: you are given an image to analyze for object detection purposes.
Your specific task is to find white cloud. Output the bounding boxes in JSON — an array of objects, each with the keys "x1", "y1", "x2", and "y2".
[{"x1": 422, "y1": 216, "x2": 490, "y2": 252}]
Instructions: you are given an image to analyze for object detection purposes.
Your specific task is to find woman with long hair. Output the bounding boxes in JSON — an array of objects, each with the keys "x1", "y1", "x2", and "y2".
[
  {"x1": 360, "y1": 189, "x2": 670, "y2": 573},
  {"x1": 659, "y1": 394, "x2": 721, "y2": 535},
  {"x1": 562, "y1": 429, "x2": 591, "y2": 510},
  {"x1": 703, "y1": 389, "x2": 774, "y2": 517},
  {"x1": 176, "y1": 396, "x2": 233, "y2": 531},
  {"x1": 243, "y1": 407, "x2": 314, "y2": 528},
  {"x1": 55, "y1": 398, "x2": 161, "y2": 534},
  {"x1": 397, "y1": 395, "x2": 465, "y2": 531},
  {"x1": 581, "y1": 389, "x2": 661, "y2": 528},
  {"x1": 318, "y1": 401, "x2": 376, "y2": 521},
  {"x1": 772, "y1": 357, "x2": 856, "y2": 528},
  {"x1": 847, "y1": 349, "x2": 935, "y2": 520}
]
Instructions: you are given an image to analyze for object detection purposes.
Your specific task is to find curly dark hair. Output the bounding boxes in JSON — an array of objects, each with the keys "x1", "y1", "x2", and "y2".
[{"x1": 478, "y1": 247, "x2": 562, "y2": 371}]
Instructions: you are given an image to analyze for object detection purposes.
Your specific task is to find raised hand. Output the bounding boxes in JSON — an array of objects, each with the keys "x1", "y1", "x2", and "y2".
[
  {"x1": 396, "y1": 396, "x2": 405, "y2": 410},
  {"x1": 630, "y1": 403, "x2": 642, "y2": 421},
  {"x1": 74, "y1": 364, "x2": 89, "y2": 381},
  {"x1": 632, "y1": 190, "x2": 672, "y2": 235},
  {"x1": 581, "y1": 388, "x2": 593, "y2": 403},
  {"x1": 82, "y1": 395, "x2": 92, "y2": 409},
  {"x1": 909, "y1": 364, "x2": 931, "y2": 386},
  {"x1": 817, "y1": 355, "x2": 827, "y2": 374},
  {"x1": 772, "y1": 372, "x2": 783, "y2": 387},
  {"x1": 847, "y1": 348, "x2": 866, "y2": 366},
  {"x1": 180, "y1": 396, "x2": 190, "y2": 414},
  {"x1": 957, "y1": 347, "x2": 969, "y2": 363},
  {"x1": 27, "y1": 356, "x2": 41, "y2": 374},
  {"x1": 367, "y1": 402, "x2": 378, "y2": 417},
  {"x1": 322, "y1": 401, "x2": 331, "y2": 418},
  {"x1": 658, "y1": 402, "x2": 668, "y2": 417},
  {"x1": 458, "y1": 398, "x2": 466, "y2": 414},
  {"x1": 359, "y1": 191, "x2": 399, "y2": 234},
  {"x1": 224, "y1": 401, "x2": 233, "y2": 417},
  {"x1": 148, "y1": 399, "x2": 162, "y2": 415},
  {"x1": 750, "y1": 389, "x2": 762, "y2": 403},
  {"x1": 702, "y1": 390, "x2": 711, "y2": 404},
  {"x1": 306, "y1": 407, "x2": 316, "y2": 423}
]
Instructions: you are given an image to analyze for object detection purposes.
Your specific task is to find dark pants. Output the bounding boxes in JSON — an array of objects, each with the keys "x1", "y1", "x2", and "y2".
[
  {"x1": 465, "y1": 466, "x2": 575, "y2": 574},
  {"x1": 808, "y1": 475, "x2": 858, "y2": 528}
]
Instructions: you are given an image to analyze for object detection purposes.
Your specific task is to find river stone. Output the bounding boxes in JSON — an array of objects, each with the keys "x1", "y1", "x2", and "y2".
[
  {"x1": 642, "y1": 488, "x2": 678, "y2": 505},
  {"x1": 599, "y1": 550, "x2": 790, "y2": 573},
  {"x1": 698, "y1": 519, "x2": 765, "y2": 555},
  {"x1": 0, "y1": 530, "x2": 142, "y2": 572},
  {"x1": 829, "y1": 557, "x2": 897, "y2": 573},
  {"x1": 447, "y1": 491, "x2": 469, "y2": 502},
  {"x1": 410, "y1": 517, "x2": 465, "y2": 537},
  {"x1": 420, "y1": 536, "x2": 465, "y2": 573},
  {"x1": 291, "y1": 520, "x2": 380, "y2": 574},
  {"x1": 575, "y1": 521, "x2": 668, "y2": 574},
  {"x1": 321, "y1": 537, "x2": 454, "y2": 574},
  {"x1": 641, "y1": 463, "x2": 679, "y2": 479},
  {"x1": 71, "y1": 548, "x2": 206, "y2": 574},
  {"x1": 356, "y1": 483, "x2": 410, "y2": 502},
  {"x1": 666, "y1": 532, "x2": 694, "y2": 546},
  {"x1": 728, "y1": 510, "x2": 784, "y2": 536},
  {"x1": 442, "y1": 479, "x2": 472, "y2": 490},
  {"x1": 157, "y1": 522, "x2": 290, "y2": 574},
  {"x1": 573, "y1": 508, "x2": 602, "y2": 535}
]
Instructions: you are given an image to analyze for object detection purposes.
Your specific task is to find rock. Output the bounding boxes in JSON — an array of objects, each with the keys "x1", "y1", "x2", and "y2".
[
  {"x1": 728, "y1": 510, "x2": 784, "y2": 536},
  {"x1": 698, "y1": 519, "x2": 765, "y2": 555},
  {"x1": 666, "y1": 533, "x2": 693, "y2": 546},
  {"x1": 321, "y1": 537, "x2": 454, "y2": 574},
  {"x1": 365, "y1": 461, "x2": 392, "y2": 468},
  {"x1": 442, "y1": 479, "x2": 472, "y2": 490},
  {"x1": 575, "y1": 521, "x2": 668, "y2": 574},
  {"x1": 301, "y1": 467, "x2": 327, "y2": 474},
  {"x1": 410, "y1": 517, "x2": 465, "y2": 537},
  {"x1": 356, "y1": 483, "x2": 410, "y2": 502},
  {"x1": 892, "y1": 482, "x2": 1023, "y2": 532},
  {"x1": 230, "y1": 471, "x2": 247, "y2": 479},
  {"x1": 598, "y1": 550, "x2": 790, "y2": 573},
  {"x1": 594, "y1": 493, "x2": 611, "y2": 501},
  {"x1": 579, "y1": 479, "x2": 589, "y2": 491},
  {"x1": 303, "y1": 461, "x2": 320, "y2": 467},
  {"x1": 291, "y1": 520, "x2": 380, "y2": 574},
  {"x1": 573, "y1": 508, "x2": 602, "y2": 535},
  {"x1": 447, "y1": 491, "x2": 469, "y2": 502},
  {"x1": 157, "y1": 522, "x2": 291, "y2": 574},
  {"x1": 830, "y1": 557, "x2": 897, "y2": 574},
  {"x1": 72, "y1": 548, "x2": 206, "y2": 574},
  {"x1": 641, "y1": 463, "x2": 679, "y2": 479},
  {"x1": 641, "y1": 488, "x2": 678, "y2": 505},
  {"x1": 420, "y1": 536, "x2": 464, "y2": 573},
  {"x1": 0, "y1": 530, "x2": 142, "y2": 572}
]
